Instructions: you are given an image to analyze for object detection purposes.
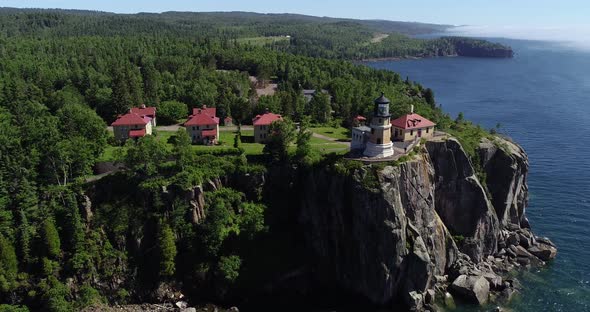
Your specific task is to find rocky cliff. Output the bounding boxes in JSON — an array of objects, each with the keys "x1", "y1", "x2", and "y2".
[{"x1": 297, "y1": 136, "x2": 556, "y2": 310}]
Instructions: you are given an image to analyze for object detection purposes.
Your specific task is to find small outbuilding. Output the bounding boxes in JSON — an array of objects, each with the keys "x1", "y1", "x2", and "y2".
[{"x1": 224, "y1": 117, "x2": 233, "y2": 127}]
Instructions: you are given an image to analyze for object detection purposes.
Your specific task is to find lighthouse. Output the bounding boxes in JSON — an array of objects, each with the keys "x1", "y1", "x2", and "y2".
[{"x1": 363, "y1": 92, "x2": 394, "y2": 158}]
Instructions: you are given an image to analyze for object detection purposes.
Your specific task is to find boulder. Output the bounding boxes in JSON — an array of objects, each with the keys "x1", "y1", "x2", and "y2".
[
  {"x1": 514, "y1": 245, "x2": 534, "y2": 258},
  {"x1": 528, "y1": 244, "x2": 557, "y2": 261},
  {"x1": 450, "y1": 275, "x2": 490, "y2": 305},
  {"x1": 482, "y1": 273, "x2": 503, "y2": 289},
  {"x1": 507, "y1": 233, "x2": 519, "y2": 246},
  {"x1": 518, "y1": 232, "x2": 531, "y2": 248}
]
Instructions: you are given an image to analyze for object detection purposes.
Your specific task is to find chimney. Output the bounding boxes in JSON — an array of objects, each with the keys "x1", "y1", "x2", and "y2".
[
  {"x1": 202, "y1": 105, "x2": 207, "y2": 109},
  {"x1": 141, "y1": 103, "x2": 146, "y2": 109},
  {"x1": 410, "y1": 104, "x2": 414, "y2": 114},
  {"x1": 265, "y1": 108, "x2": 269, "y2": 113}
]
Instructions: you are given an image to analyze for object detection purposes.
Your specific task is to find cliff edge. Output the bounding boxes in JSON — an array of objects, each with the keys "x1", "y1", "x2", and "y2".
[{"x1": 297, "y1": 136, "x2": 556, "y2": 310}]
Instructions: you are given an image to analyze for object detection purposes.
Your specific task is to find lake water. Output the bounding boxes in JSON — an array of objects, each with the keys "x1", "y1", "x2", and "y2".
[{"x1": 365, "y1": 39, "x2": 590, "y2": 311}]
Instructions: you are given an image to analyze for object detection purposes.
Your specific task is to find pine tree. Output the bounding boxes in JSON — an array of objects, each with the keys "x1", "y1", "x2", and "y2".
[
  {"x1": 157, "y1": 223, "x2": 176, "y2": 278},
  {"x1": 42, "y1": 218, "x2": 61, "y2": 259},
  {"x1": 0, "y1": 234, "x2": 17, "y2": 292}
]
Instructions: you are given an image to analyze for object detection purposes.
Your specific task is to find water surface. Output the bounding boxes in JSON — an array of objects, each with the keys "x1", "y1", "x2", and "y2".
[{"x1": 365, "y1": 38, "x2": 590, "y2": 311}]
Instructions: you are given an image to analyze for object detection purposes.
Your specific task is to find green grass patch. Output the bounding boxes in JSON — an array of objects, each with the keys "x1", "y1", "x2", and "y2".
[{"x1": 310, "y1": 127, "x2": 351, "y2": 141}]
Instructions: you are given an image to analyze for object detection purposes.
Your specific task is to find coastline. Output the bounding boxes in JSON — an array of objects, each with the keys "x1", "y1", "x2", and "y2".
[{"x1": 358, "y1": 54, "x2": 459, "y2": 63}]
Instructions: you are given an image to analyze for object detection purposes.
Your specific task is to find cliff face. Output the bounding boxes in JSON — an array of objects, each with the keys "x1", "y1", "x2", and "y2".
[
  {"x1": 297, "y1": 136, "x2": 555, "y2": 309},
  {"x1": 299, "y1": 154, "x2": 457, "y2": 305}
]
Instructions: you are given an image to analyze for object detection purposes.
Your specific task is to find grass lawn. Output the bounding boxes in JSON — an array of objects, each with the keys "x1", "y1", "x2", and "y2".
[
  {"x1": 310, "y1": 127, "x2": 351, "y2": 141},
  {"x1": 98, "y1": 128, "x2": 349, "y2": 162}
]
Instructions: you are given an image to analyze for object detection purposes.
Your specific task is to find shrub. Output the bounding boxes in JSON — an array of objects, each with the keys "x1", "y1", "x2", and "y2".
[{"x1": 157, "y1": 100, "x2": 188, "y2": 125}]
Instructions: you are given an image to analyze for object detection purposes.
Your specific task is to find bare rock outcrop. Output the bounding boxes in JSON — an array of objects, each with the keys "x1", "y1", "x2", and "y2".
[
  {"x1": 296, "y1": 136, "x2": 556, "y2": 310},
  {"x1": 426, "y1": 138, "x2": 500, "y2": 262}
]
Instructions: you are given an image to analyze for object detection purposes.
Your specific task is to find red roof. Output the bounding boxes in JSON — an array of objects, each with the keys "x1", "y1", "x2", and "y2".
[
  {"x1": 112, "y1": 113, "x2": 150, "y2": 126},
  {"x1": 224, "y1": 117, "x2": 233, "y2": 121},
  {"x1": 185, "y1": 111, "x2": 218, "y2": 126},
  {"x1": 192, "y1": 107, "x2": 216, "y2": 118},
  {"x1": 253, "y1": 113, "x2": 283, "y2": 126},
  {"x1": 129, "y1": 129, "x2": 146, "y2": 137},
  {"x1": 354, "y1": 115, "x2": 366, "y2": 121},
  {"x1": 391, "y1": 113, "x2": 436, "y2": 130},
  {"x1": 130, "y1": 106, "x2": 156, "y2": 117},
  {"x1": 201, "y1": 129, "x2": 217, "y2": 137}
]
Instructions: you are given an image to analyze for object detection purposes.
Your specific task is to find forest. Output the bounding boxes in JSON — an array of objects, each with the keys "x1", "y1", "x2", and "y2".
[{"x1": 0, "y1": 8, "x2": 493, "y2": 311}]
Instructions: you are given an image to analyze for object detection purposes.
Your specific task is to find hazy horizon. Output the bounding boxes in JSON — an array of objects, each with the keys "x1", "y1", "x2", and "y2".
[
  {"x1": 2, "y1": 0, "x2": 588, "y2": 27},
  {"x1": 3, "y1": 1, "x2": 590, "y2": 50}
]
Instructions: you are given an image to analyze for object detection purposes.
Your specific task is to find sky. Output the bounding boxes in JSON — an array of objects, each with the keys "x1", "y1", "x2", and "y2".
[
  {"x1": 2, "y1": 0, "x2": 590, "y2": 46},
  {"x1": 1, "y1": 0, "x2": 588, "y2": 27}
]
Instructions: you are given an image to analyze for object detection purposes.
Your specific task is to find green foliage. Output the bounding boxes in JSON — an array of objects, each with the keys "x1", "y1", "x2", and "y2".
[
  {"x1": 0, "y1": 235, "x2": 18, "y2": 292},
  {"x1": 39, "y1": 276, "x2": 72, "y2": 312},
  {"x1": 0, "y1": 305, "x2": 29, "y2": 312},
  {"x1": 171, "y1": 128, "x2": 193, "y2": 170},
  {"x1": 42, "y1": 219, "x2": 61, "y2": 260},
  {"x1": 75, "y1": 285, "x2": 103, "y2": 310},
  {"x1": 217, "y1": 255, "x2": 242, "y2": 283},
  {"x1": 157, "y1": 100, "x2": 188, "y2": 125},
  {"x1": 122, "y1": 136, "x2": 170, "y2": 176},
  {"x1": 263, "y1": 119, "x2": 296, "y2": 161},
  {"x1": 157, "y1": 223, "x2": 177, "y2": 278},
  {"x1": 295, "y1": 116, "x2": 319, "y2": 165},
  {"x1": 309, "y1": 92, "x2": 332, "y2": 124}
]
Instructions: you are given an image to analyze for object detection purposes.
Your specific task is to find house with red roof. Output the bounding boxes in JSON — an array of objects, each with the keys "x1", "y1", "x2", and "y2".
[
  {"x1": 253, "y1": 111, "x2": 283, "y2": 143},
  {"x1": 111, "y1": 113, "x2": 153, "y2": 142},
  {"x1": 390, "y1": 108, "x2": 436, "y2": 142},
  {"x1": 130, "y1": 104, "x2": 157, "y2": 127},
  {"x1": 185, "y1": 105, "x2": 219, "y2": 145}
]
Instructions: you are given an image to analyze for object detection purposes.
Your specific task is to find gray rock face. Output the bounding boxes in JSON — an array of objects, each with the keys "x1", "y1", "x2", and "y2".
[
  {"x1": 426, "y1": 139, "x2": 500, "y2": 262},
  {"x1": 295, "y1": 136, "x2": 555, "y2": 309},
  {"x1": 478, "y1": 137, "x2": 529, "y2": 229},
  {"x1": 450, "y1": 275, "x2": 490, "y2": 305},
  {"x1": 299, "y1": 156, "x2": 457, "y2": 304}
]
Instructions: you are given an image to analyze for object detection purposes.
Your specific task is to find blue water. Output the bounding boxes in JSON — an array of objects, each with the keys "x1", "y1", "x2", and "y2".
[{"x1": 365, "y1": 39, "x2": 590, "y2": 311}]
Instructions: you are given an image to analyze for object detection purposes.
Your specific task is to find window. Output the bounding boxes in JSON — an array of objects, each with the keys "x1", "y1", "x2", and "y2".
[
  {"x1": 197, "y1": 126, "x2": 200, "y2": 130},
  {"x1": 371, "y1": 129, "x2": 374, "y2": 134},
  {"x1": 192, "y1": 127, "x2": 195, "y2": 130},
  {"x1": 377, "y1": 138, "x2": 382, "y2": 144},
  {"x1": 426, "y1": 127, "x2": 429, "y2": 133},
  {"x1": 410, "y1": 130, "x2": 414, "y2": 135},
  {"x1": 379, "y1": 118, "x2": 382, "y2": 123}
]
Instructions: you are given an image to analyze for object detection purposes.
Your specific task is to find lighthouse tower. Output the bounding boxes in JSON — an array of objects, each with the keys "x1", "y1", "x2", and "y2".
[{"x1": 363, "y1": 93, "x2": 394, "y2": 158}]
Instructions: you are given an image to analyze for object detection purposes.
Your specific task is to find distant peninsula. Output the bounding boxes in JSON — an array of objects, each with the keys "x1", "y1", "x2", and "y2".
[{"x1": 0, "y1": 8, "x2": 513, "y2": 60}]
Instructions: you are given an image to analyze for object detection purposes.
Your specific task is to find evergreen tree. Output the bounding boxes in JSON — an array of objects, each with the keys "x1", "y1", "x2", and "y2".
[
  {"x1": 263, "y1": 119, "x2": 296, "y2": 162},
  {"x1": 0, "y1": 234, "x2": 18, "y2": 292},
  {"x1": 42, "y1": 218, "x2": 61, "y2": 260},
  {"x1": 157, "y1": 223, "x2": 177, "y2": 278}
]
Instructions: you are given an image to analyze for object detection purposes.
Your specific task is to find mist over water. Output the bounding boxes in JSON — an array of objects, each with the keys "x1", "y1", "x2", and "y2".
[
  {"x1": 364, "y1": 38, "x2": 590, "y2": 311},
  {"x1": 448, "y1": 25, "x2": 590, "y2": 51}
]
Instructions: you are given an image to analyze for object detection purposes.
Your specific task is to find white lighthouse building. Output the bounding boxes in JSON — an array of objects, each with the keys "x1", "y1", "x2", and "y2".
[{"x1": 363, "y1": 93, "x2": 395, "y2": 158}]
